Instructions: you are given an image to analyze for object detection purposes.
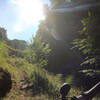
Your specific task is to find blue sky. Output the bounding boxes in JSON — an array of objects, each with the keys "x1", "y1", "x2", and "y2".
[{"x1": 0, "y1": 0, "x2": 50, "y2": 41}]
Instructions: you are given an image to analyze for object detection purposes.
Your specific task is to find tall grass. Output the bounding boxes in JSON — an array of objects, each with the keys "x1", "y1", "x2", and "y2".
[
  {"x1": 20, "y1": 64, "x2": 62, "y2": 99},
  {"x1": 1, "y1": 42, "x2": 96, "y2": 100},
  {"x1": 0, "y1": 42, "x2": 21, "y2": 82},
  {"x1": 0, "y1": 43, "x2": 62, "y2": 99}
]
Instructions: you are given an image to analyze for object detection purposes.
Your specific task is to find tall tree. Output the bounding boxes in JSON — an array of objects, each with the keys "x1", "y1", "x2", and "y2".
[
  {"x1": 0, "y1": 27, "x2": 8, "y2": 41},
  {"x1": 26, "y1": 34, "x2": 51, "y2": 68}
]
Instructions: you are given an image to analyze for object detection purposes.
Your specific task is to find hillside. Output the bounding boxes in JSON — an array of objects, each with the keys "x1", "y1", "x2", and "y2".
[
  {"x1": 0, "y1": 33, "x2": 99, "y2": 100},
  {"x1": 0, "y1": 27, "x2": 27, "y2": 50},
  {"x1": 0, "y1": 42, "x2": 62, "y2": 99},
  {"x1": 7, "y1": 39, "x2": 27, "y2": 50}
]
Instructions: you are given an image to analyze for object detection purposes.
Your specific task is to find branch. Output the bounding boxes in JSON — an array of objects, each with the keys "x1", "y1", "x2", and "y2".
[{"x1": 76, "y1": 82, "x2": 100, "y2": 100}]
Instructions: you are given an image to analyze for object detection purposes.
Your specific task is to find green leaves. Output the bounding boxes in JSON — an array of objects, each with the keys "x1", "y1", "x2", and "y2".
[
  {"x1": 72, "y1": 10, "x2": 100, "y2": 68},
  {"x1": 81, "y1": 58, "x2": 96, "y2": 66},
  {"x1": 26, "y1": 35, "x2": 51, "y2": 68},
  {"x1": 0, "y1": 27, "x2": 8, "y2": 41}
]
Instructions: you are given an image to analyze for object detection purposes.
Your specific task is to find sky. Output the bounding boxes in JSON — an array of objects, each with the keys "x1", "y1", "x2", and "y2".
[{"x1": 0, "y1": 0, "x2": 50, "y2": 41}]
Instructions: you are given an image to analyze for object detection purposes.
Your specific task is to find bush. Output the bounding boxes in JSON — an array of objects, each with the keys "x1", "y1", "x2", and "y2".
[{"x1": 21, "y1": 65, "x2": 62, "y2": 99}]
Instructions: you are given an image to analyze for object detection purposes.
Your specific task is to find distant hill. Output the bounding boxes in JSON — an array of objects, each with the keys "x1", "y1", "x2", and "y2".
[
  {"x1": 0, "y1": 27, "x2": 27, "y2": 50},
  {"x1": 7, "y1": 39, "x2": 27, "y2": 50}
]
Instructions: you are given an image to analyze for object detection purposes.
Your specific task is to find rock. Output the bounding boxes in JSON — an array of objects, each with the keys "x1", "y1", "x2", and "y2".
[{"x1": 0, "y1": 68, "x2": 12, "y2": 97}]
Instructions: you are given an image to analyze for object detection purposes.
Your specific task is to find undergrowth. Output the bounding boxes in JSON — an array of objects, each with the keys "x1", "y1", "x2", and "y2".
[
  {"x1": 0, "y1": 42, "x2": 99, "y2": 100},
  {"x1": 0, "y1": 42, "x2": 62, "y2": 100}
]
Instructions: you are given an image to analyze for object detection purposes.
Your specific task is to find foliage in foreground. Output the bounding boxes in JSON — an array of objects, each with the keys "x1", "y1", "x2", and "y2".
[
  {"x1": 73, "y1": 10, "x2": 100, "y2": 68},
  {"x1": 72, "y1": 9, "x2": 100, "y2": 89}
]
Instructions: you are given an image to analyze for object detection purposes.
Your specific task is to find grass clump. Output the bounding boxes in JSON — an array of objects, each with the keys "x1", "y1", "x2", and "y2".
[{"x1": 20, "y1": 64, "x2": 62, "y2": 99}]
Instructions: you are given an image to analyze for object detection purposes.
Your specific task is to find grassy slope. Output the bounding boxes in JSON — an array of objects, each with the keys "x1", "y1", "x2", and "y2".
[
  {"x1": 0, "y1": 42, "x2": 99, "y2": 100},
  {"x1": 0, "y1": 42, "x2": 62, "y2": 100}
]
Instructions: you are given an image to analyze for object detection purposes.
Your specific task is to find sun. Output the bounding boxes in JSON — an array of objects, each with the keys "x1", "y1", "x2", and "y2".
[{"x1": 12, "y1": 0, "x2": 45, "y2": 23}]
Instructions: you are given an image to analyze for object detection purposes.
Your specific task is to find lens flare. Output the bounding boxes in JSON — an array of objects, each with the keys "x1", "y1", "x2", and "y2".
[{"x1": 12, "y1": 0, "x2": 45, "y2": 23}]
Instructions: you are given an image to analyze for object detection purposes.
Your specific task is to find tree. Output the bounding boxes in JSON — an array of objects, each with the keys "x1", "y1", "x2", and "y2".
[
  {"x1": 72, "y1": 8, "x2": 100, "y2": 75},
  {"x1": 50, "y1": 0, "x2": 65, "y2": 7},
  {"x1": 0, "y1": 27, "x2": 8, "y2": 41},
  {"x1": 26, "y1": 35, "x2": 51, "y2": 68}
]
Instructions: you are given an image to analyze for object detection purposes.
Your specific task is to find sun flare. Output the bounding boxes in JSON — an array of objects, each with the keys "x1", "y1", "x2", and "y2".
[{"x1": 12, "y1": 0, "x2": 45, "y2": 23}]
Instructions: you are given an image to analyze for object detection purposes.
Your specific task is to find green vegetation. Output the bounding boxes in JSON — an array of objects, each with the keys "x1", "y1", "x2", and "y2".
[
  {"x1": 0, "y1": 0, "x2": 100, "y2": 99},
  {"x1": 0, "y1": 41, "x2": 61, "y2": 100},
  {"x1": 7, "y1": 39, "x2": 27, "y2": 50},
  {"x1": 73, "y1": 10, "x2": 100, "y2": 67},
  {"x1": 25, "y1": 35, "x2": 51, "y2": 67},
  {"x1": 0, "y1": 27, "x2": 83, "y2": 100},
  {"x1": 0, "y1": 28, "x2": 61, "y2": 100},
  {"x1": 72, "y1": 8, "x2": 100, "y2": 89},
  {"x1": 0, "y1": 27, "x2": 8, "y2": 41}
]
